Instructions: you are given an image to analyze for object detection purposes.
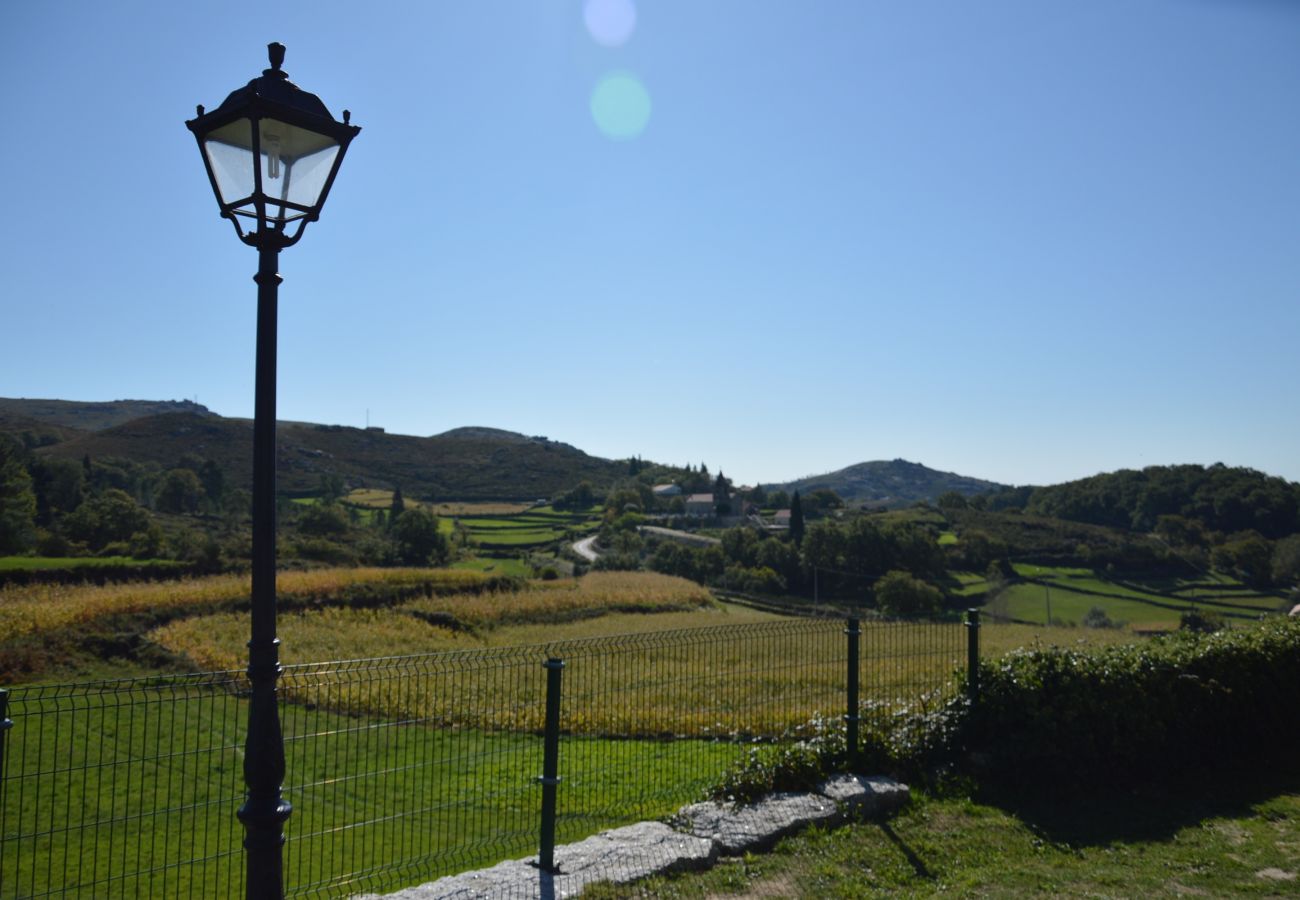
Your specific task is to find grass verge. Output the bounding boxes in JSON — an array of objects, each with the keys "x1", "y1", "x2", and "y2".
[{"x1": 586, "y1": 767, "x2": 1300, "y2": 898}]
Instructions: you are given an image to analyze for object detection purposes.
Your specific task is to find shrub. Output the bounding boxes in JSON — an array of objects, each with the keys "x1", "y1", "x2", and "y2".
[
  {"x1": 965, "y1": 618, "x2": 1300, "y2": 790},
  {"x1": 297, "y1": 502, "x2": 350, "y2": 537},
  {"x1": 1180, "y1": 608, "x2": 1226, "y2": 634},
  {"x1": 294, "y1": 538, "x2": 358, "y2": 566},
  {"x1": 1081, "y1": 606, "x2": 1123, "y2": 629},
  {"x1": 874, "y1": 570, "x2": 943, "y2": 618}
]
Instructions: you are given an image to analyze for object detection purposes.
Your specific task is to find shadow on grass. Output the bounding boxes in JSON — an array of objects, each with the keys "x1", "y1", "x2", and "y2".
[
  {"x1": 879, "y1": 821, "x2": 933, "y2": 879},
  {"x1": 971, "y1": 756, "x2": 1300, "y2": 848}
]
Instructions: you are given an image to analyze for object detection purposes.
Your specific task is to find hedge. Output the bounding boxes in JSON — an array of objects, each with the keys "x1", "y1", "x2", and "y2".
[{"x1": 966, "y1": 617, "x2": 1300, "y2": 788}]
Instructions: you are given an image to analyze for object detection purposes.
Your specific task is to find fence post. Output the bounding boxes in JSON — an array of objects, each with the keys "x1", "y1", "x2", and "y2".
[
  {"x1": 965, "y1": 609, "x2": 980, "y2": 705},
  {"x1": 844, "y1": 618, "x2": 860, "y2": 760},
  {"x1": 537, "y1": 658, "x2": 564, "y2": 873},
  {"x1": 0, "y1": 689, "x2": 10, "y2": 781}
]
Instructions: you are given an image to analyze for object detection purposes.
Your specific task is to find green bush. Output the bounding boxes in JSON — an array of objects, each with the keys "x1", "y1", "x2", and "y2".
[
  {"x1": 874, "y1": 570, "x2": 944, "y2": 618},
  {"x1": 966, "y1": 618, "x2": 1300, "y2": 789}
]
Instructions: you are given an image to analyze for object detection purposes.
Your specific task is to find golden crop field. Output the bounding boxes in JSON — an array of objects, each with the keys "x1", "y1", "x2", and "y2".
[
  {"x1": 150, "y1": 571, "x2": 717, "y2": 666},
  {"x1": 146, "y1": 563, "x2": 1140, "y2": 741},
  {"x1": 0, "y1": 567, "x2": 493, "y2": 644}
]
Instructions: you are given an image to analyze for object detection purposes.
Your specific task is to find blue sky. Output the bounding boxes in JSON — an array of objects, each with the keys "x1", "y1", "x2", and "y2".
[{"x1": 2, "y1": 0, "x2": 1298, "y2": 489}]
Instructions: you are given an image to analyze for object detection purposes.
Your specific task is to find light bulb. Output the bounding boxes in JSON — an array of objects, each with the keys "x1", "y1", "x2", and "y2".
[{"x1": 264, "y1": 133, "x2": 282, "y2": 179}]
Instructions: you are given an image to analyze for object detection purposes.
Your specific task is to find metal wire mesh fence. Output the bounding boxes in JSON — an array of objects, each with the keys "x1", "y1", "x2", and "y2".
[
  {"x1": 0, "y1": 672, "x2": 249, "y2": 899},
  {"x1": 0, "y1": 616, "x2": 968, "y2": 898}
]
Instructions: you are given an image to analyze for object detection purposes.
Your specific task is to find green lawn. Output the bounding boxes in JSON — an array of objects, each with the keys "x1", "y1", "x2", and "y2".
[
  {"x1": 2, "y1": 689, "x2": 737, "y2": 898},
  {"x1": 588, "y1": 769, "x2": 1300, "y2": 898},
  {"x1": 992, "y1": 565, "x2": 1282, "y2": 627},
  {"x1": 0, "y1": 555, "x2": 180, "y2": 571}
]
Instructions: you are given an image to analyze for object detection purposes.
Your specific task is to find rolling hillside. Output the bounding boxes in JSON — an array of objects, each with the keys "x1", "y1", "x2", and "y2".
[
  {"x1": 28, "y1": 412, "x2": 627, "y2": 501},
  {"x1": 0, "y1": 398, "x2": 215, "y2": 431},
  {"x1": 780, "y1": 459, "x2": 1008, "y2": 507}
]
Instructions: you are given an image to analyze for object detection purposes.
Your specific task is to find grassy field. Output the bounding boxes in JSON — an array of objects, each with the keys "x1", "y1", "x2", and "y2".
[
  {"x1": 0, "y1": 563, "x2": 1205, "y2": 898},
  {"x1": 1, "y1": 685, "x2": 737, "y2": 899},
  {"x1": 0, "y1": 555, "x2": 180, "y2": 571},
  {"x1": 587, "y1": 768, "x2": 1300, "y2": 898},
  {"x1": 151, "y1": 593, "x2": 1124, "y2": 739},
  {"x1": 985, "y1": 565, "x2": 1283, "y2": 628},
  {"x1": 342, "y1": 490, "x2": 534, "y2": 517}
]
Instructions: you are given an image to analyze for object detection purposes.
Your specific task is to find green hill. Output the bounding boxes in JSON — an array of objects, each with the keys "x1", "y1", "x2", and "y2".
[
  {"x1": 30, "y1": 412, "x2": 626, "y2": 501},
  {"x1": 0, "y1": 398, "x2": 215, "y2": 432},
  {"x1": 780, "y1": 459, "x2": 1008, "y2": 508}
]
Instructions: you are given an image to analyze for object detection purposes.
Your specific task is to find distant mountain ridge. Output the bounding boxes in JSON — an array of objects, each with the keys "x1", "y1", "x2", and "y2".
[
  {"x1": 779, "y1": 459, "x2": 1009, "y2": 508},
  {"x1": 3, "y1": 397, "x2": 1007, "y2": 504},
  {"x1": 11, "y1": 407, "x2": 625, "y2": 501},
  {"x1": 0, "y1": 398, "x2": 214, "y2": 432}
]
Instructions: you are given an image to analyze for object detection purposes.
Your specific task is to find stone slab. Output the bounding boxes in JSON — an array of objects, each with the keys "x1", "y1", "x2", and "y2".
[
  {"x1": 355, "y1": 821, "x2": 716, "y2": 899},
  {"x1": 817, "y1": 774, "x2": 910, "y2": 816},
  {"x1": 677, "y1": 791, "x2": 842, "y2": 856},
  {"x1": 357, "y1": 776, "x2": 910, "y2": 897}
]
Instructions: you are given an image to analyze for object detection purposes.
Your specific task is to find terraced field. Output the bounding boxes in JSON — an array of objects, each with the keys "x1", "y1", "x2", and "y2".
[{"x1": 986, "y1": 564, "x2": 1285, "y2": 628}]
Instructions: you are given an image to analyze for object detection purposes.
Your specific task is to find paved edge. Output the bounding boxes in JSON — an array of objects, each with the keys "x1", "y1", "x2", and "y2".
[{"x1": 354, "y1": 775, "x2": 909, "y2": 899}]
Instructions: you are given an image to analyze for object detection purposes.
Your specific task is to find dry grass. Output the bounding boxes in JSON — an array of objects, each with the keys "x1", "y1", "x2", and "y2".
[
  {"x1": 0, "y1": 567, "x2": 492, "y2": 643},
  {"x1": 148, "y1": 586, "x2": 1144, "y2": 738},
  {"x1": 151, "y1": 572, "x2": 718, "y2": 667},
  {"x1": 401, "y1": 571, "x2": 714, "y2": 629}
]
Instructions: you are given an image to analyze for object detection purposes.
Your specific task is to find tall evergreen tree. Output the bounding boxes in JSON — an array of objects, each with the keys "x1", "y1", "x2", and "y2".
[
  {"x1": 789, "y1": 490, "x2": 806, "y2": 546},
  {"x1": 390, "y1": 486, "x2": 406, "y2": 523}
]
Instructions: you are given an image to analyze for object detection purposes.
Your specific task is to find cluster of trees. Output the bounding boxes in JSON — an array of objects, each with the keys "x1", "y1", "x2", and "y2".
[
  {"x1": 984, "y1": 464, "x2": 1300, "y2": 539},
  {"x1": 0, "y1": 434, "x2": 453, "y2": 571},
  {"x1": 285, "y1": 483, "x2": 450, "y2": 568},
  {"x1": 632, "y1": 511, "x2": 949, "y2": 613},
  {"x1": 0, "y1": 435, "x2": 239, "y2": 564}
]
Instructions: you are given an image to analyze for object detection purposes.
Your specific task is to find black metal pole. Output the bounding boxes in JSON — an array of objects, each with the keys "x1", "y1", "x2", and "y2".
[
  {"x1": 844, "y1": 618, "x2": 860, "y2": 761},
  {"x1": 0, "y1": 688, "x2": 11, "y2": 782},
  {"x1": 237, "y1": 240, "x2": 290, "y2": 900},
  {"x1": 538, "y1": 657, "x2": 564, "y2": 873},
  {"x1": 965, "y1": 608, "x2": 981, "y2": 706}
]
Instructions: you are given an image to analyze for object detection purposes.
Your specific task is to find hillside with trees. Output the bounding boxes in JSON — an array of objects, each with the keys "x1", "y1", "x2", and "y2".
[
  {"x1": 778, "y1": 459, "x2": 1008, "y2": 508},
  {"x1": 22, "y1": 413, "x2": 627, "y2": 501}
]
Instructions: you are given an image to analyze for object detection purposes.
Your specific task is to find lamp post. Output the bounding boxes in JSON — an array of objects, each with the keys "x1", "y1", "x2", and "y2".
[{"x1": 186, "y1": 43, "x2": 359, "y2": 900}]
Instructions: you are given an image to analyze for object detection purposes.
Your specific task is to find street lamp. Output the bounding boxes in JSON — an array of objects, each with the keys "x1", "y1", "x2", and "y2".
[{"x1": 186, "y1": 43, "x2": 359, "y2": 900}]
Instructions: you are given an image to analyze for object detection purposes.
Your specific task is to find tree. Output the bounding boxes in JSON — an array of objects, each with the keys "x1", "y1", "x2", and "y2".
[
  {"x1": 808, "y1": 489, "x2": 844, "y2": 511},
  {"x1": 298, "y1": 502, "x2": 350, "y2": 537},
  {"x1": 789, "y1": 491, "x2": 806, "y2": 545},
  {"x1": 156, "y1": 468, "x2": 205, "y2": 515},
  {"x1": 1272, "y1": 535, "x2": 1300, "y2": 590},
  {"x1": 554, "y1": 480, "x2": 596, "y2": 511},
  {"x1": 874, "y1": 570, "x2": 943, "y2": 618},
  {"x1": 0, "y1": 435, "x2": 37, "y2": 554},
  {"x1": 390, "y1": 486, "x2": 406, "y2": 523},
  {"x1": 721, "y1": 526, "x2": 761, "y2": 567},
  {"x1": 32, "y1": 457, "x2": 86, "y2": 523},
  {"x1": 319, "y1": 473, "x2": 346, "y2": 503},
  {"x1": 936, "y1": 491, "x2": 969, "y2": 510},
  {"x1": 62, "y1": 489, "x2": 150, "y2": 550},
  {"x1": 198, "y1": 460, "x2": 226, "y2": 507},
  {"x1": 392, "y1": 508, "x2": 449, "y2": 566}
]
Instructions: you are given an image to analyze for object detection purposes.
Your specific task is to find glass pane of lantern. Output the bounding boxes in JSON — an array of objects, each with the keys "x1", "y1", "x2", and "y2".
[
  {"x1": 202, "y1": 118, "x2": 256, "y2": 206},
  {"x1": 258, "y1": 118, "x2": 340, "y2": 216}
]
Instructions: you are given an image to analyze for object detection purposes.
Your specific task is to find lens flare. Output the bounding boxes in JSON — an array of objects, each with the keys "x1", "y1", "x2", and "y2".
[
  {"x1": 584, "y1": 0, "x2": 637, "y2": 48},
  {"x1": 590, "y1": 71, "x2": 651, "y2": 140}
]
